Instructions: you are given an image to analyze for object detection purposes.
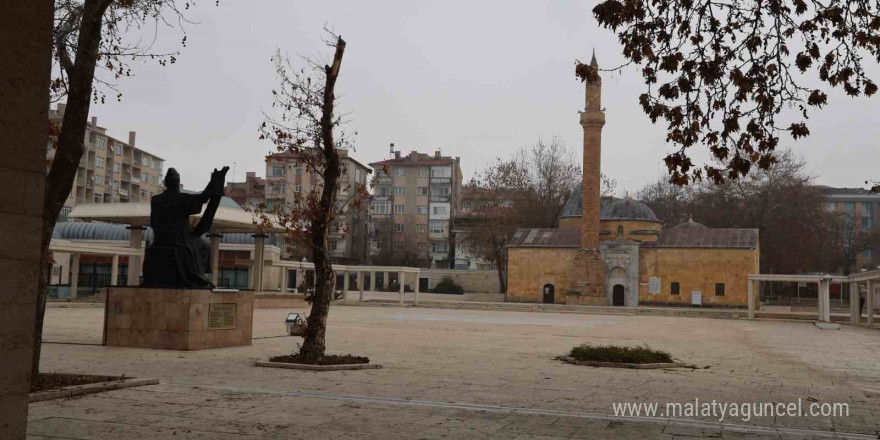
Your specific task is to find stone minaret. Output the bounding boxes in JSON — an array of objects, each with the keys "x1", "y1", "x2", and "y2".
[{"x1": 571, "y1": 51, "x2": 606, "y2": 301}]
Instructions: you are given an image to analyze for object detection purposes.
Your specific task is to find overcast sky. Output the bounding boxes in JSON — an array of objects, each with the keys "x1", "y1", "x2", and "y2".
[{"x1": 87, "y1": 0, "x2": 879, "y2": 194}]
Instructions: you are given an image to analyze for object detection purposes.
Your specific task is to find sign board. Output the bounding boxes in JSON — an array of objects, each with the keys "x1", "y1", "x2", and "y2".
[
  {"x1": 209, "y1": 303, "x2": 237, "y2": 330},
  {"x1": 691, "y1": 291, "x2": 702, "y2": 306},
  {"x1": 648, "y1": 277, "x2": 661, "y2": 295}
]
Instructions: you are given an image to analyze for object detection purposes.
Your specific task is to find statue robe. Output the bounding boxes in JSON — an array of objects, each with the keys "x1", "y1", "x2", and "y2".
[{"x1": 142, "y1": 176, "x2": 224, "y2": 288}]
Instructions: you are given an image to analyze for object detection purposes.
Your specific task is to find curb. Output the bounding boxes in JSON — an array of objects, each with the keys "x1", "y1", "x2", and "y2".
[
  {"x1": 29, "y1": 378, "x2": 160, "y2": 403},
  {"x1": 255, "y1": 361, "x2": 383, "y2": 371},
  {"x1": 556, "y1": 356, "x2": 692, "y2": 369}
]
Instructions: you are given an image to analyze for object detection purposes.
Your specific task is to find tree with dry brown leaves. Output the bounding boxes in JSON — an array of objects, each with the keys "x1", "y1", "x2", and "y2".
[
  {"x1": 36, "y1": 0, "x2": 210, "y2": 378},
  {"x1": 256, "y1": 33, "x2": 369, "y2": 362},
  {"x1": 586, "y1": 0, "x2": 879, "y2": 186}
]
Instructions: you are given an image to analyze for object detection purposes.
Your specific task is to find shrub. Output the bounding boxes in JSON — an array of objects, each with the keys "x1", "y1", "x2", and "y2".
[
  {"x1": 431, "y1": 276, "x2": 464, "y2": 294},
  {"x1": 568, "y1": 344, "x2": 672, "y2": 364}
]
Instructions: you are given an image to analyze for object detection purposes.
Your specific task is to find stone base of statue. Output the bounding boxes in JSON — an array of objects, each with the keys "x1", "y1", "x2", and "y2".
[{"x1": 103, "y1": 287, "x2": 253, "y2": 350}]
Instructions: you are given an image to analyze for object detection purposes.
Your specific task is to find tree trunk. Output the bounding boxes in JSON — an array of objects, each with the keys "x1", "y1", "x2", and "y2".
[
  {"x1": 33, "y1": 0, "x2": 113, "y2": 378},
  {"x1": 299, "y1": 37, "x2": 346, "y2": 363}
]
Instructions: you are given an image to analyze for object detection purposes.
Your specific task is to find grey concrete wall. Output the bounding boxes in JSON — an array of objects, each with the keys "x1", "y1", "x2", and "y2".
[{"x1": 0, "y1": 2, "x2": 52, "y2": 438}]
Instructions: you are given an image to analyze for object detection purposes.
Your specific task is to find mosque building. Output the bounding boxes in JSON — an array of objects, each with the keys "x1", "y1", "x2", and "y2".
[{"x1": 506, "y1": 54, "x2": 759, "y2": 307}]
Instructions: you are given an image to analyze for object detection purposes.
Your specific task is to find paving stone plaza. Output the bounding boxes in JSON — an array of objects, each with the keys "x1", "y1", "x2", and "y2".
[{"x1": 29, "y1": 303, "x2": 880, "y2": 439}]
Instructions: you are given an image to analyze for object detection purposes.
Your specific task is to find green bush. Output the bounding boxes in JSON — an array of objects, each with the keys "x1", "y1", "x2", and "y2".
[
  {"x1": 568, "y1": 344, "x2": 672, "y2": 364},
  {"x1": 431, "y1": 276, "x2": 464, "y2": 294}
]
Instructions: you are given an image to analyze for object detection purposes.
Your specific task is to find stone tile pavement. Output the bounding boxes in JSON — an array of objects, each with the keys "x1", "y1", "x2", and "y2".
[{"x1": 31, "y1": 305, "x2": 880, "y2": 439}]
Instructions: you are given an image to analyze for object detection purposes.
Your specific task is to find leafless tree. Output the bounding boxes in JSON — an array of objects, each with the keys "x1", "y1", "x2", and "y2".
[
  {"x1": 35, "y1": 0, "x2": 208, "y2": 377},
  {"x1": 458, "y1": 137, "x2": 592, "y2": 292},
  {"x1": 824, "y1": 211, "x2": 880, "y2": 275},
  {"x1": 256, "y1": 33, "x2": 368, "y2": 362},
  {"x1": 587, "y1": 0, "x2": 879, "y2": 186}
]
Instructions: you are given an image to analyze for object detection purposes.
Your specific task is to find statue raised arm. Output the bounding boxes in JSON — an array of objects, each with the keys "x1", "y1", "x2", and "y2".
[{"x1": 143, "y1": 166, "x2": 229, "y2": 288}]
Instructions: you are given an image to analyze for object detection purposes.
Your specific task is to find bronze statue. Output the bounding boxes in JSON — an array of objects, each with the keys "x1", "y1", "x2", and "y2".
[{"x1": 142, "y1": 166, "x2": 229, "y2": 288}]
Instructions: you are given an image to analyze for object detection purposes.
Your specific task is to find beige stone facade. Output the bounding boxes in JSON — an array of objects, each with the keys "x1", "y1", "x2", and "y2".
[
  {"x1": 638, "y1": 246, "x2": 760, "y2": 306},
  {"x1": 1, "y1": 2, "x2": 51, "y2": 437}
]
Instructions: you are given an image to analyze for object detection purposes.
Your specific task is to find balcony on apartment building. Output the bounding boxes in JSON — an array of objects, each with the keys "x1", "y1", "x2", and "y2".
[
  {"x1": 76, "y1": 176, "x2": 87, "y2": 187},
  {"x1": 121, "y1": 172, "x2": 131, "y2": 181},
  {"x1": 122, "y1": 156, "x2": 132, "y2": 165}
]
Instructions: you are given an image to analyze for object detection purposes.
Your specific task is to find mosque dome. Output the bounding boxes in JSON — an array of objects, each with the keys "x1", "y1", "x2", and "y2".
[
  {"x1": 559, "y1": 182, "x2": 659, "y2": 222},
  {"x1": 671, "y1": 216, "x2": 708, "y2": 229},
  {"x1": 601, "y1": 198, "x2": 660, "y2": 222}
]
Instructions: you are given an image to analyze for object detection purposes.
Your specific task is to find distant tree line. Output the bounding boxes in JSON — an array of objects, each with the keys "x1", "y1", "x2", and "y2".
[{"x1": 637, "y1": 150, "x2": 880, "y2": 276}]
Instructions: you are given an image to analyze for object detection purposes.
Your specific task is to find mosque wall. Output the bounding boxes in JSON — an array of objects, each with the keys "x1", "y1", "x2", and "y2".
[
  {"x1": 638, "y1": 246, "x2": 759, "y2": 307},
  {"x1": 506, "y1": 248, "x2": 577, "y2": 303}
]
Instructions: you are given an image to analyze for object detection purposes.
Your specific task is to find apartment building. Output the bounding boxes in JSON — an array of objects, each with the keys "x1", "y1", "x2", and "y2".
[
  {"x1": 225, "y1": 171, "x2": 266, "y2": 211},
  {"x1": 48, "y1": 104, "x2": 165, "y2": 220},
  {"x1": 368, "y1": 148, "x2": 463, "y2": 268},
  {"x1": 819, "y1": 186, "x2": 880, "y2": 269},
  {"x1": 265, "y1": 149, "x2": 371, "y2": 264}
]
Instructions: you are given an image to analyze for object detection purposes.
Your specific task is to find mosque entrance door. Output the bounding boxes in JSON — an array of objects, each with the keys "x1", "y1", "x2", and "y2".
[
  {"x1": 542, "y1": 284, "x2": 555, "y2": 304},
  {"x1": 612, "y1": 284, "x2": 625, "y2": 306}
]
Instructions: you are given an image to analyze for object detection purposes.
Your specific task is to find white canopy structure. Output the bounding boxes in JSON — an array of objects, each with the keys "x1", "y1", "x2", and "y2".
[{"x1": 748, "y1": 271, "x2": 878, "y2": 327}]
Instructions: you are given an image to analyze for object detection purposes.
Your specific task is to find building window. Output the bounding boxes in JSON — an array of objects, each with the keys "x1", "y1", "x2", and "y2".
[
  {"x1": 431, "y1": 167, "x2": 451, "y2": 178},
  {"x1": 617, "y1": 225, "x2": 624, "y2": 236},
  {"x1": 395, "y1": 186, "x2": 405, "y2": 196},
  {"x1": 295, "y1": 167, "x2": 303, "y2": 175},
  {"x1": 272, "y1": 166, "x2": 285, "y2": 177},
  {"x1": 416, "y1": 205, "x2": 428, "y2": 215},
  {"x1": 432, "y1": 206, "x2": 448, "y2": 216},
  {"x1": 418, "y1": 186, "x2": 429, "y2": 196},
  {"x1": 715, "y1": 283, "x2": 725, "y2": 296},
  {"x1": 394, "y1": 169, "x2": 405, "y2": 177},
  {"x1": 330, "y1": 241, "x2": 338, "y2": 251},
  {"x1": 113, "y1": 163, "x2": 120, "y2": 173},
  {"x1": 671, "y1": 282, "x2": 680, "y2": 295},
  {"x1": 416, "y1": 223, "x2": 427, "y2": 233},
  {"x1": 863, "y1": 249, "x2": 874, "y2": 259},
  {"x1": 429, "y1": 221, "x2": 445, "y2": 234},
  {"x1": 93, "y1": 195, "x2": 102, "y2": 203},
  {"x1": 394, "y1": 241, "x2": 404, "y2": 250},
  {"x1": 862, "y1": 203, "x2": 875, "y2": 229},
  {"x1": 431, "y1": 242, "x2": 448, "y2": 253},
  {"x1": 843, "y1": 202, "x2": 855, "y2": 214},
  {"x1": 419, "y1": 167, "x2": 429, "y2": 177},
  {"x1": 95, "y1": 157, "x2": 105, "y2": 167},
  {"x1": 395, "y1": 223, "x2": 405, "y2": 232},
  {"x1": 140, "y1": 189, "x2": 148, "y2": 199},
  {"x1": 94, "y1": 175, "x2": 103, "y2": 185},
  {"x1": 394, "y1": 204, "x2": 405, "y2": 214},
  {"x1": 151, "y1": 159, "x2": 157, "y2": 169},
  {"x1": 96, "y1": 138, "x2": 106, "y2": 149},
  {"x1": 294, "y1": 184, "x2": 302, "y2": 193},
  {"x1": 113, "y1": 181, "x2": 119, "y2": 190},
  {"x1": 371, "y1": 201, "x2": 391, "y2": 214}
]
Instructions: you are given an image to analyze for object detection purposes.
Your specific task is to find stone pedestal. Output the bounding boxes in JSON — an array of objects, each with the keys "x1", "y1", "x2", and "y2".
[{"x1": 104, "y1": 287, "x2": 253, "y2": 350}]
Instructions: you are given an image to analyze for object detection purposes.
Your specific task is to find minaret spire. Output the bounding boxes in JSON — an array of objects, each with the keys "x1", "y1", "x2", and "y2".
[{"x1": 568, "y1": 50, "x2": 607, "y2": 304}]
